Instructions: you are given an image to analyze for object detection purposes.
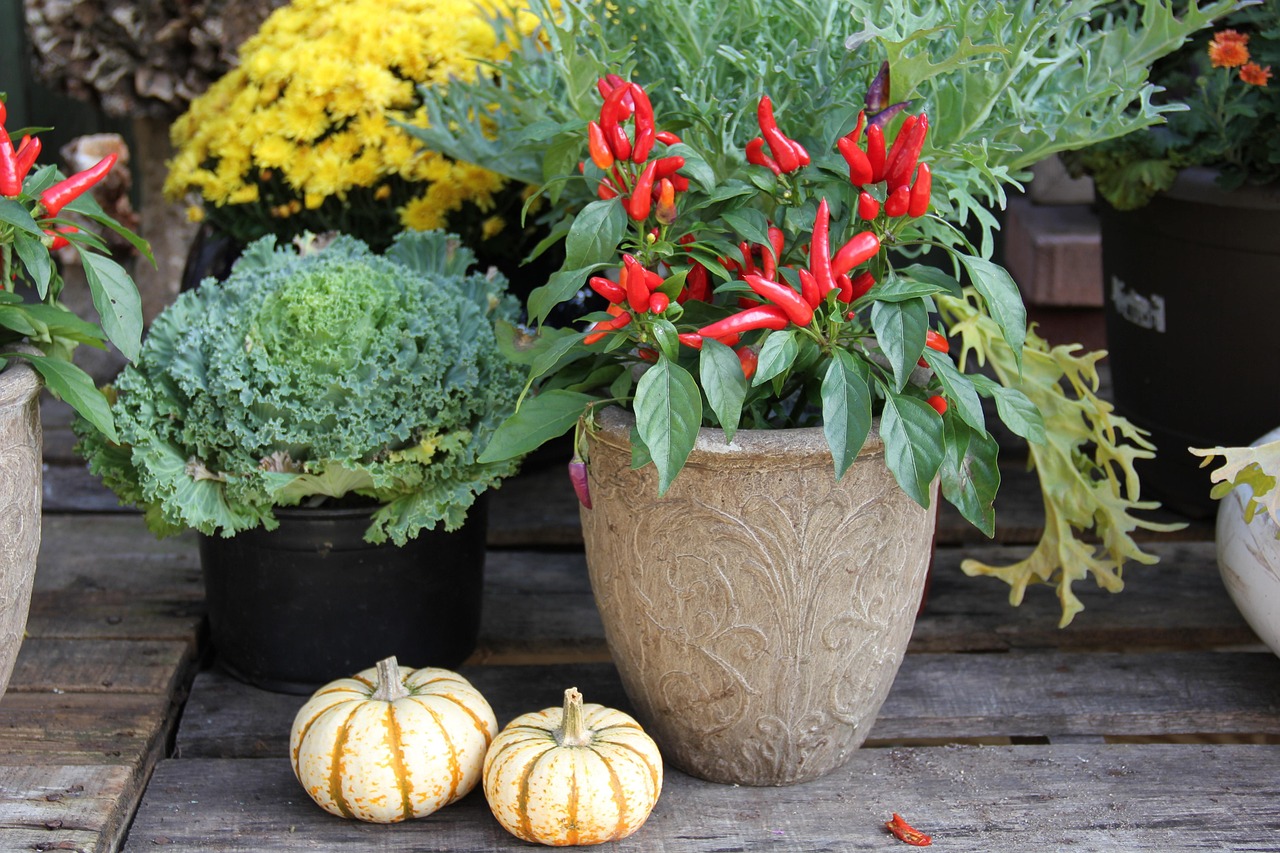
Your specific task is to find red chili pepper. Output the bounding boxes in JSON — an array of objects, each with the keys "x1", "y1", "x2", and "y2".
[
  {"x1": 627, "y1": 159, "x2": 658, "y2": 221},
  {"x1": 789, "y1": 138, "x2": 811, "y2": 166},
  {"x1": 697, "y1": 304, "x2": 790, "y2": 338},
  {"x1": 853, "y1": 193, "x2": 877, "y2": 223},
  {"x1": 736, "y1": 346, "x2": 759, "y2": 380},
  {"x1": 606, "y1": 74, "x2": 635, "y2": 112},
  {"x1": 583, "y1": 309, "x2": 633, "y2": 345},
  {"x1": 568, "y1": 457, "x2": 591, "y2": 509},
  {"x1": 886, "y1": 114, "x2": 928, "y2": 191},
  {"x1": 629, "y1": 83, "x2": 656, "y2": 162},
  {"x1": 655, "y1": 178, "x2": 677, "y2": 225},
  {"x1": 656, "y1": 130, "x2": 681, "y2": 146},
  {"x1": 798, "y1": 267, "x2": 821, "y2": 307},
  {"x1": 653, "y1": 156, "x2": 685, "y2": 179},
  {"x1": 678, "y1": 332, "x2": 704, "y2": 349},
  {"x1": 838, "y1": 135, "x2": 874, "y2": 187},
  {"x1": 588, "y1": 275, "x2": 626, "y2": 304},
  {"x1": 745, "y1": 137, "x2": 781, "y2": 175},
  {"x1": 39, "y1": 153, "x2": 118, "y2": 219},
  {"x1": 831, "y1": 232, "x2": 880, "y2": 277},
  {"x1": 599, "y1": 85, "x2": 633, "y2": 160},
  {"x1": 925, "y1": 329, "x2": 950, "y2": 353},
  {"x1": 768, "y1": 225, "x2": 785, "y2": 266},
  {"x1": 926, "y1": 396, "x2": 948, "y2": 416},
  {"x1": 13, "y1": 135, "x2": 41, "y2": 184},
  {"x1": 597, "y1": 178, "x2": 619, "y2": 200},
  {"x1": 738, "y1": 241, "x2": 757, "y2": 277},
  {"x1": 884, "y1": 115, "x2": 919, "y2": 186},
  {"x1": 680, "y1": 263, "x2": 711, "y2": 303},
  {"x1": 908, "y1": 163, "x2": 932, "y2": 217},
  {"x1": 44, "y1": 224, "x2": 79, "y2": 250},
  {"x1": 885, "y1": 813, "x2": 932, "y2": 846},
  {"x1": 649, "y1": 292, "x2": 671, "y2": 314},
  {"x1": 670, "y1": 174, "x2": 689, "y2": 192},
  {"x1": 641, "y1": 267, "x2": 665, "y2": 291},
  {"x1": 622, "y1": 254, "x2": 651, "y2": 313},
  {"x1": 848, "y1": 271, "x2": 876, "y2": 301},
  {"x1": 757, "y1": 96, "x2": 801, "y2": 173},
  {"x1": 0, "y1": 132, "x2": 20, "y2": 197},
  {"x1": 743, "y1": 273, "x2": 814, "y2": 326},
  {"x1": 866, "y1": 125, "x2": 887, "y2": 183},
  {"x1": 884, "y1": 185, "x2": 911, "y2": 218},
  {"x1": 809, "y1": 198, "x2": 836, "y2": 297},
  {"x1": 587, "y1": 121, "x2": 614, "y2": 170}
]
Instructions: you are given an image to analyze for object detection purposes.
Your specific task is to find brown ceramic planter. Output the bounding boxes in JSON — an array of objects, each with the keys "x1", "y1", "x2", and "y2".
[
  {"x1": 0, "y1": 359, "x2": 43, "y2": 700},
  {"x1": 580, "y1": 407, "x2": 936, "y2": 786}
]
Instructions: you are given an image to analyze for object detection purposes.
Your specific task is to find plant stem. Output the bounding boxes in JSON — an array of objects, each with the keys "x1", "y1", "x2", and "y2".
[
  {"x1": 556, "y1": 687, "x2": 592, "y2": 747},
  {"x1": 370, "y1": 656, "x2": 411, "y2": 702}
]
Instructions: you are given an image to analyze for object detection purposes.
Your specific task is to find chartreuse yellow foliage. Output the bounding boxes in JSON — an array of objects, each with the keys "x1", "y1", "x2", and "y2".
[
  {"x1": 164, "y1": 0, "x2": 540, "y2": 248},
  {"x1": 936, "y1": 291, "x2": 1184, "y2": 627},
  {"x1": 1191, "y1": 441, "x2": 1280, "y2": 527}
]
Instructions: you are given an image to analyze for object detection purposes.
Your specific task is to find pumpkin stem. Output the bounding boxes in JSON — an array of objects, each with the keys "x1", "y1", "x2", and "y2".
[
  {"x1": 556, "y1": 687, "x2": 592, "y2": 747},
  {"x1": 370, "y1": 656, "x2": 411, "y2": 702}
]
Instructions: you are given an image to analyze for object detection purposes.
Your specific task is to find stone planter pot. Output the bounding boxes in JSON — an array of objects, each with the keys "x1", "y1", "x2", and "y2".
[
  {"x1": 1215, "y1": 426, "x2": 1280, "y2": 658},
  {"x1": 199, "y1": 497, "x2": 488, "y2": 694},
  {"x1": 580, "y1": 407, "x2": 936, "y2": 786},
  {"x1": 0, "y1": 359, "x2": 43, "y2": 700},
  {"x1": 1098, "y1": 169, "x2": 1280, "y2": 518}
]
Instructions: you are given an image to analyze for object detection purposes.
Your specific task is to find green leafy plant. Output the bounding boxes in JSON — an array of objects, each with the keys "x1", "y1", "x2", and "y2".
[
  {"x1": 74, "y1": 231, "x2": 523, "y2": 544},
  {"x1": 0, "y1": 97, "x2": 151, "y2": 439},
  {"x1": 405, "y1": 0, "x2": 1236, "y2": 623},
  {"x1": 1063, "y1": 0, "x2": 1278, "y2": 209}
]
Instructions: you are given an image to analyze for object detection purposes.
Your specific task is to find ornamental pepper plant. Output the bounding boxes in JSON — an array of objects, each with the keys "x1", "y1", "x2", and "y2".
[
  {"x1": 480, "y1": 74, "x2": 1029, "y2": 536},
  {"x1": 416, "y1": 0, "x2": 1239, "y2": 625},
  {"x1": 0, "y1": 96, "x2": 150, "y2": 440}
]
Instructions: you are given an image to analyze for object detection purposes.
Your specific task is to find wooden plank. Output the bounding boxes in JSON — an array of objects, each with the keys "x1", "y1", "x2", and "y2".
[
  {"x1": 0, "y1": 692, "x2": 174, "y2": 765},
  {"x1": 35, "y1": 515, "x2": 200, "y2": 594},
  {"x1": 25, "y1": 589, "x2": 204, "y2": 642},
  {"x1": 8, "y1": 638, "x2": 196, "y2": 695},
  {"x1": 914, "y1": 540, "x2": 1257, "y2": 652},
  {"x1": 175, "y1": 651, "x2": 1280, "y2": 761},
  {"x1": 0, "y1": 763, "x2": 138, "y2": 853},
  {"x1": 121, "y1": 744, "x2": 1280, "y2": 851}
]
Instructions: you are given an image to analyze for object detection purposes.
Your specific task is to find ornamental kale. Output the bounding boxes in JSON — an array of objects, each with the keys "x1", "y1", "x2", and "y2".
[{"x1": 75, "y1": 230, "x2": 523, "y2": 544}]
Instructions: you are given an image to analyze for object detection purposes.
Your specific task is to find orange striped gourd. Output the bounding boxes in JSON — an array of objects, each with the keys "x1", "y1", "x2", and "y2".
[
  {"x1": 483, "y1": 687, "x2": 663, "y2": 846},
  {"x1": 289, "y1": 656, "x2": 497, "y2": 823}
]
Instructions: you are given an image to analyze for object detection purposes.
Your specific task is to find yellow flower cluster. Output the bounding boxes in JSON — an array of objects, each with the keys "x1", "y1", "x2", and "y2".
[{"x1": 164, "y1": 0, "x2": 539, "y2": 240}]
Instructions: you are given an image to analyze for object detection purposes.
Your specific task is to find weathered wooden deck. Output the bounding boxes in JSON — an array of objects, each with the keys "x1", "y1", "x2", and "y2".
[{"x1": 5, "y1": 410, "x2": 1279, "y2": 852}]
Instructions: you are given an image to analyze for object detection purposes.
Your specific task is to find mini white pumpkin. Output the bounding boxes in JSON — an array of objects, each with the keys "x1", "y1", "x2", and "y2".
[
  {"x1": 290, "y1": 656, "x2": 497, "y2": 823},
  {"x1": 483, "y1": 687, "x2": 663, "y2": 846}
]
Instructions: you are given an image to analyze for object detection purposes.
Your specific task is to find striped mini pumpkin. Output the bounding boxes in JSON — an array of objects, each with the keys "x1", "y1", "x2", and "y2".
[
  {"x1": 289, "y1": 656, "x2": 497, "y2": 823},
  {"x1": 483, "y1": 687, "x2": 663, "y2": 846}
]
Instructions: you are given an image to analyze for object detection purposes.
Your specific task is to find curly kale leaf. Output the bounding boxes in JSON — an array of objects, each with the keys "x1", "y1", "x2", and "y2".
[{"x1": 77, "y1": 231, "x2": 523, "y2": 544}]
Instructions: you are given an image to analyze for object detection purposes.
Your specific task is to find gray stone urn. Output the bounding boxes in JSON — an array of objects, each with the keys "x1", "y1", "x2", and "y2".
[
  {"x1": 0, "y1": 359, "x2": 43, "y2": 700},
  {"x1": 580, "y1": 407, "x2": 936, "y2": 786}
]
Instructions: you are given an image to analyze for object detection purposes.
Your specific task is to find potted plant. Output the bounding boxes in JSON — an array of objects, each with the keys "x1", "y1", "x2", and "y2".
[
  {"x1": 1192, "y1": 434, "x2": 1280, "y2": 657},
  {"x1": 0, "y1": 98, "x2": 149, "y2": 700},
  {"x1": 74, "y1": 230, "x2": 524, "y2": 693},
  {"x1": 162, "y1": 0, "x2": 551, "y2": 292},
  {"x1": 1062, "y1": 0, "x2": 1279, "y2": 517},
  {"x1": 404, "y1": 0, "x2": 1236, "y2": 784}
]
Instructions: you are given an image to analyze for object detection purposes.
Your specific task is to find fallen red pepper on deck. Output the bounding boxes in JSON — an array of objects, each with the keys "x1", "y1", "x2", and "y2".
[{"x1": 885, "y1": 813, "x2": 932, "y2": 846}]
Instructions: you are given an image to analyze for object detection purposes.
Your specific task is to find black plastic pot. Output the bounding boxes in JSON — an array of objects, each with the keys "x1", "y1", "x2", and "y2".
[
  {"x1": 199, "y1": 498, "x2": 487, "y2": 694},
  {"x1": 1098, "y1": 169, "x2": 1280, "y2": 518}
]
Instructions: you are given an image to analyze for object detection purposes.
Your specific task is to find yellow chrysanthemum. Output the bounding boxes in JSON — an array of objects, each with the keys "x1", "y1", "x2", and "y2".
[
  {"x1": 481, "y1": 215, "x2": 505, "y2": 240},
  {"x1": 400, "y1": 194, "x2": 447, "y2": 231}
]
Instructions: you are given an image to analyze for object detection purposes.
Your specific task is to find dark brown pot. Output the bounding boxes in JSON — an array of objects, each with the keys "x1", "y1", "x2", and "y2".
[{"x1": 1099, "y1": 168, "x2": 1280, "y2": 518}]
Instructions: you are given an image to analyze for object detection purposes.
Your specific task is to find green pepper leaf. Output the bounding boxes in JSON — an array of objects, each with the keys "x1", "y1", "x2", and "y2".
[
  {"x1": 939, "y1": 417, "x2": 1000, "y2": 538},
  {"x1": 11, "y1": 351, "x2": 116, "y2": 442},
  {"x1": 634, "y1": 356, "x2": 701, "y2": 495},
  {"x1": 972, "y1": 374, "x2": 1046, "y2": 444},
  {"x1": 822, "y1": 349, "x2": 872, "y2": 479},
  {"x1": 478, "y1": 389, "x2": 596, "y2": 463},
  {"x1": 700, "y1": 338, "x2": 748, "y2": 443},
  {"x1": 879, "y1": 383, "x2": 945, "y2": 508},
  {"x1": 871, "y1": 297, "x2": 928, "y2": 392},
  {"x1": 563, "y1": 198, "x2": 626, "y2": 271},
  {"x1": 959, "y1": 253, "x2": 1026, "y2": 368},
  {"x1": 721, "y1": 209, "x2": 772, "y2": 252},
  {"x1": 753, "y1": 329, "x2": 799, "y2": 387},
  {"x1": 11, "y1": 231, "x2": 52, "y2": 297},
  {"x1": 923, "y1": 349, "x2": 985, "y2": 434},
  {"x1": 79, "y1": 252, "x2": 142, "y2": 362}
]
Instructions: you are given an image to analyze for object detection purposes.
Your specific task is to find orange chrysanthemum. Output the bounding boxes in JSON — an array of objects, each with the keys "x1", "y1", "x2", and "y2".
[
  {"x1": 1209, "y1": 30, "x2": 1251, "y2": 68},
  {"x1": 1241, "y1": 62, "x2": 1273, "y2": 87}
]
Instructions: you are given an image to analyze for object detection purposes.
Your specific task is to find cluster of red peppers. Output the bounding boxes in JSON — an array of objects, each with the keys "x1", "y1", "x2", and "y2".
[
  {"x1": 579, "y1": 79, "x2": 945, "y2": 393},
  {"x1": 838, "y1": 110, "x2": 931, "y2": 221},
  {"x1": 0, "y1": 100, "x2": 119, "y2": 254},
  {"x1": 586, "y1": 75, "x2": 688, "y2": 223}
]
